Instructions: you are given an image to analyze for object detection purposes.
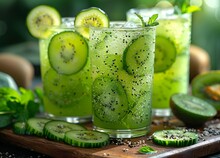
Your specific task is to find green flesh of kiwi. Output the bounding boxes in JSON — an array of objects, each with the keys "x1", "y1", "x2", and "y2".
[{"x1": 170, "y1": 93, "x2": 217, "y2": 127}]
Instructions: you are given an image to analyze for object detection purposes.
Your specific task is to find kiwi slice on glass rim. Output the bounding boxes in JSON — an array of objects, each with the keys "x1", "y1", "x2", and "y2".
[
  {"x1": 26, "y1": 5, "x2": 61, "y2": 39},
  {"x1": 170, "y1": 93, "x2": 217, "y2": 127},
  {"x1": 74, "y1": 7, "x2": 109, "y2": 39}
]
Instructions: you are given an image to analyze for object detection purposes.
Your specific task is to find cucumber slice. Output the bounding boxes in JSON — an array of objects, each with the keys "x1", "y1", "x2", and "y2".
[
  {"x1": 74, "y1": 7, "x2": 109, "y2": 39},
  {"x1": 48, "y1": 31, "x2": 88, "y2": 75},
  {"x1": 154, "y1": 36, "x2": 176, "y2": 73},
  {"x1": 43, "y1": 69, "x2": 87, "y2": 106},
  {"x1": 123, "y1": 35, "x2": 153, "y2": 76},
  {"x1": 13, "y1": 122, "x2": 26, "y2": 135},
  {"x1": 170, "y1": 93, "x2": 217, "y2": 127},
  {"x1": 92, "y1": 77, "x2": 128, "y2": 122},
  {"x1": 44, "y1": 120, "x2": 86, "y2": 142},
  {"x1": 26, "y1": 5, "x2": 61, "y2": 39},
  {"x1": 64, "y1": 130, "x2": 109, "y2": 148},
  {"x1": 26, "y1": 117, "x2": 50, "y2": 136},
  {"x1": 152, "y1": 130, "x2": 198, "y2": 147}
]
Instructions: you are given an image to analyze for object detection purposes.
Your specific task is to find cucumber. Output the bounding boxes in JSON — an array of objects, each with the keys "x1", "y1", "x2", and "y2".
[
  {"x1": 170, "y1": 93, "x2": 217, "y2": 127},
  {"x1": 152, "y1": 129, "x2": 198, "y2": 147},
  {"x1": 0, "y1": 72, "x2": 18, "y2": 90},
  {"x1": 26, "y1": 5, "x2": 61, "y2": 39},
  {"x1": 64, "y1": 130, "x2": 109, "y2": 148},
  {"x1": 44, "y1": 120, "x2": 86, "y2": 142},
  {"x1": 74, "y1": 7, "x2": 109, "y2": 39},
  {"x1": 43, "y1": 68, "x2": 87, "y2": 106},
  {"x1": 154, "y1": 36, "x2": 176, "y2": 73},
  {"x1": 92, "y1": 77, "x2": 128, "y2": 122},
  {"x1": 0, "y1": 112, "x2": 13, "y2": 128},
  {"x1": 26, "y1": 117, "x2": 50, "y2": 136},
  {"x1": 48, "y1": 31, "x2": 88, "y2": 75},
  {"x1": 123, "y1": 35, "x2": 154, "y2": 76},
  {"x1": 13, "y1": 122, "x2": 26, "y2": 135}
]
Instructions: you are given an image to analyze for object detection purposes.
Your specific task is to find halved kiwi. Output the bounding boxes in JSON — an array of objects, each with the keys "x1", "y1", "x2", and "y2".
[
  {"x1": 26, "y1": 5, "x2": 61, "y2": 39},
  {"x1": 191, "y1": 71, "x2": 220, "y2": 115},
  {"x1": 170, "y1": 93, "x2": 217, "y2": 127}
]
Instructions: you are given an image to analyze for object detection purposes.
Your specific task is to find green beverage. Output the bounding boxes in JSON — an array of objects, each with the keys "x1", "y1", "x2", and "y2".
[
  {"x1": 127, "y1": 8, "x2": 191, "y2": 116},
  {"x1": 90, "y1": 22, "x2": 156, "y2": 138},
  {"x1": 39, "y1": 18, "x2": 92, "y2": 123}
]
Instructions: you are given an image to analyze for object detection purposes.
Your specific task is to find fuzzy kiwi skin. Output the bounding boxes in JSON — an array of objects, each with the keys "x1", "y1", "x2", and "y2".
[{"x1": 170, "y1": 94, "x2": 216, "y2": 127}]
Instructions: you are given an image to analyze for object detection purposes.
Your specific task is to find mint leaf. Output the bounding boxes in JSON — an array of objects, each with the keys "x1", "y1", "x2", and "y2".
[
  {"x1": 148, "y1": 14, "x2": 159, "y2": 26},
  {"x1": 174, "y1": 0, "x2": 200, "y2": 14},
  {"x1": 135, "y1": 13, "x2": 159, "y2": 27},
  {"x1": 138, "y1": 145, "x2": 157, "y2": 154}
]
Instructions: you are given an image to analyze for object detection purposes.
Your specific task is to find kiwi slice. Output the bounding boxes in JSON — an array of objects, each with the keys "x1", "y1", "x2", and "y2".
[
  {"x1": 123, "y1": 35, "x2": 154, "y2": 76},
  {"x1": 154, "y1": 36, "x2": 176, "y2": 73},
  {"x1": 152, "y1": 129, "x2": 198, "y2": 147},
  {"x1": 48, "y1": 31, "x2": 88, "y2": 75},
  {"x1": 170, "y1": 93, "x2": 217, "y2": 127},
  {"x1": 74, "y1": 7, "x2": 109, "y2": 39},
  {"x1": 26, "y1": 5, "x2": 61, "y2": 39},
  {"x1": 92, "y1": 76, "x2": 128, "y2": 122},
  {"x1": 191, "y1": 71, "x2": 220, "y2": 113}
]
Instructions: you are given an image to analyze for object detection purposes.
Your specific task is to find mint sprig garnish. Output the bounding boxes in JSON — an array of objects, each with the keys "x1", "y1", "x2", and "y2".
[
  {"x1": 174, "y1": 0, "x2": 200, "y2": 14},
  {"x1": 135, "y1": 13, "x2": 159, "y2": 27}
]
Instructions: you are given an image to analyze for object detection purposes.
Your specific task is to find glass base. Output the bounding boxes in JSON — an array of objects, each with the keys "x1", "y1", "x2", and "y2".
[
  {"x1": 93, "y1": 126, "x2": 150, "y2": 138},
  {"x1": 152, "y1": 108, "x2": 172, "y2": 117},
  {"x1": 39, "y1": 113, "x2": 92, "y2": 123}
]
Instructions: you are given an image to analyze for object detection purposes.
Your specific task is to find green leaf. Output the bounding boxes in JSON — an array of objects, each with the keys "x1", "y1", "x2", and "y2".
[
  {"x1": 148, "y1": 14, "x2": 158, "y2": 26},
  {"x1": 135, "y1": 13, "x2": 146, "y2": 27},
  {"x1": 173, "y1": 0, "x2": 200, "y2": 14},
  {"x1": 138, "y1": 145, "x2": 157, "y2": 154}
]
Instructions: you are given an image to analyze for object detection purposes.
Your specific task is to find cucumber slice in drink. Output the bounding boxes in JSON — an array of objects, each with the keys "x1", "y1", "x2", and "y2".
[
  {"x1": 44, "y1": 120, "x2": 86, "y2": 142},
  {"x1": 13, "y1": 122, "x2": 26, "y2": 135},
  {"x1": 26, "y1": 117, "x2": 50, "y2": 136},
  {"x1": 74, "y1": 7, "x2": 109, "y2": 39},
  {"x1": 43, "y1": 68, "x2": 87, "y2": 106},
  {"x1": 123, "y1": 35, "x2": 153, "y2": 76},
  {"x1": 64, "y1": 130, "x2": 109, "y2": 148},
  {"x1": 26, "y1": 5, "x2": 61, "y2": 39},
  {"x1": 92, "y1": 77, "x2": 128, "y2": 122},
  {"x1": 48, "y1": 31, "x2": 88, "y2": 75},
  {"x1": 170, "y1": 93, "x2": 217, "y2": 127},
  {"x1": 152, "y1": 130, "x2": 198, "y2": 147},
  {"x1": 154, "y1": 36, "x2": 176, "y2": 73}
]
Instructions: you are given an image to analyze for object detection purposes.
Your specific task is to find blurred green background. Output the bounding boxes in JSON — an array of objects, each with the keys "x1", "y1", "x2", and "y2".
[{"x1": 0, "y1": 0, "x2": 220, "y2": 75}]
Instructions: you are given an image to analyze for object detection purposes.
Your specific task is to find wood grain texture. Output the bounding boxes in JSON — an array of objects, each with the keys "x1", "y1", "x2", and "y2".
[{"x1": 0, "y1": 118, "x2": 220, "y2": 158}]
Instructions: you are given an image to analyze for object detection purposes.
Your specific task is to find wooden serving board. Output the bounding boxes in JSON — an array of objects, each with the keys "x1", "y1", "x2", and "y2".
[{"x1": 0, "y1": 117, "x2": 220, "y2": 158}]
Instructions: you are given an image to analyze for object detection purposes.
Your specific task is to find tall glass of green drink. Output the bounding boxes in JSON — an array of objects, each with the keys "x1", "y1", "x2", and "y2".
[
  {"x1": 90, "y1": 22, "x2": 156, "y2": 138},
  {"x1": 39, "y1": 18, "x2": 92, "y2": 123},
  {"x1": 127, "y1": 8, "x2": 191, "y2": 117}
]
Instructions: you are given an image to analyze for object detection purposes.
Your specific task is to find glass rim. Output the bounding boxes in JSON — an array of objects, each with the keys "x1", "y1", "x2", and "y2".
[
  {"x1": 127, "y1": 7, "x2": 191, "y2": 20},
  {"x1": 89, "y1": 21, "x2": 157, "y2": 31}
]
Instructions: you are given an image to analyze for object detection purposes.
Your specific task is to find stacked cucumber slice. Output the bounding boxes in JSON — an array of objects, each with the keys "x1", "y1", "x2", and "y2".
[{"x1": 13, "y1": 117, "x2": 110, "y2": 148}]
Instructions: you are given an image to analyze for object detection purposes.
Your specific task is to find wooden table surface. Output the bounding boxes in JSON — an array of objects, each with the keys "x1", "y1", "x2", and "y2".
[{"x1": 0, "y1": 117, "x2": 220, "y2": 158}]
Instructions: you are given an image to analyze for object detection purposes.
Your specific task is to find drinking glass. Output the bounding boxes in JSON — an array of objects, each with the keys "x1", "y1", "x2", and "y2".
[
  {"x1": 39, "y1": 18, "x2": 92, "y2": 123},
  {"x1": 89, "y1": 21, "x2": 156, "y2": 138},
  {"x1": 127, "y1": 8, "x2": 191, "y2": 117}
]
